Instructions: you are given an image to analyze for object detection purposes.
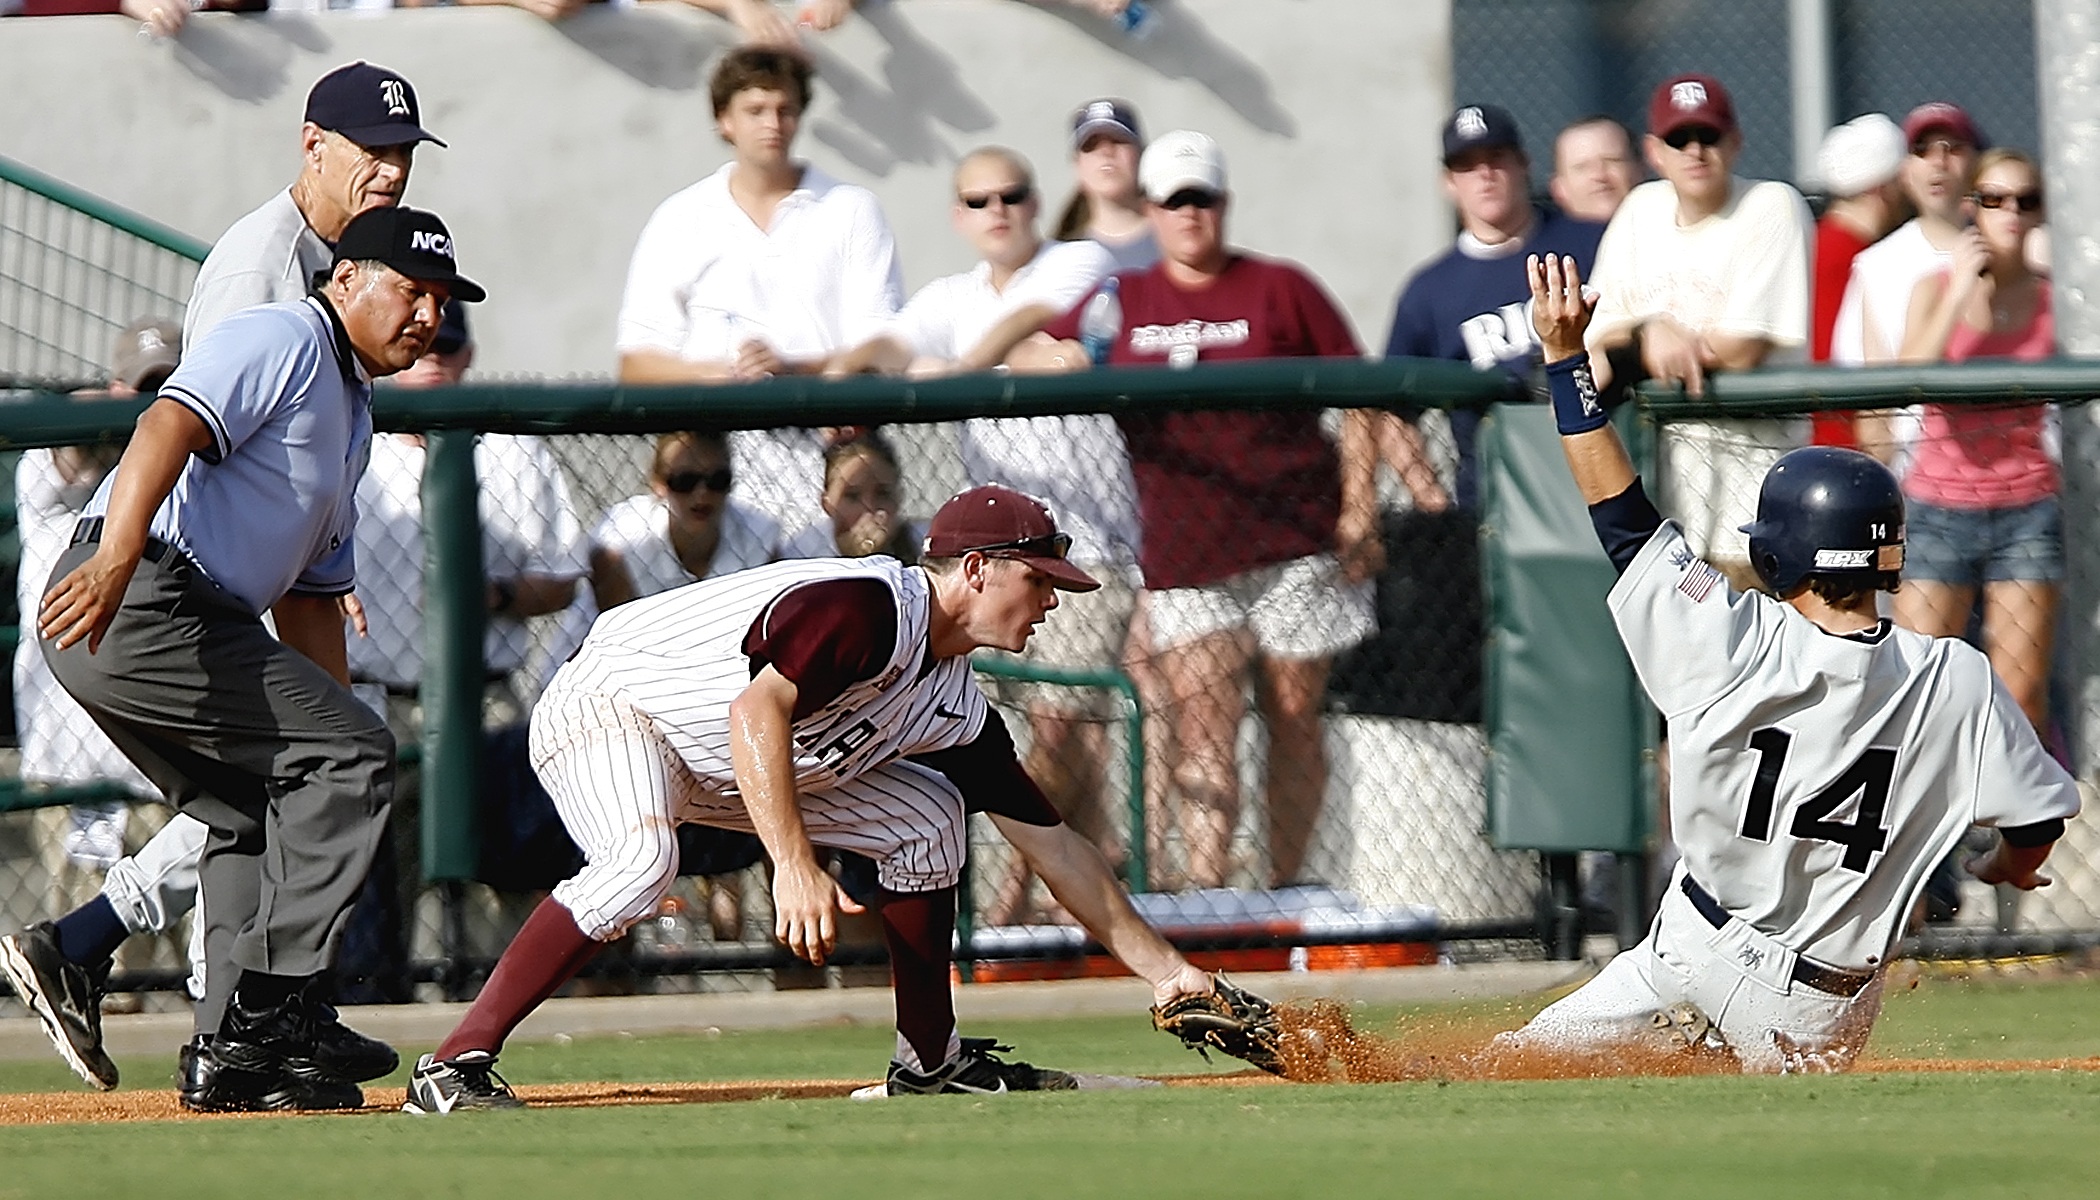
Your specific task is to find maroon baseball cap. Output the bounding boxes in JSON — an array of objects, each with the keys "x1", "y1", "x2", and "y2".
[
  {"x1": 1902, "y1": 102, "x2": 1983, "y2": 149},
  {"x1": 1648, "y1": 73, "x2": 1737, "y2": 139},
  {"x1": 924, "y1": 486, "x2": 1100, "y2": 592}
]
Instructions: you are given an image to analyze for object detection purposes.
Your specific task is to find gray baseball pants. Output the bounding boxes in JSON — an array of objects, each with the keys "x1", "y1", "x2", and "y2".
[{"x1": 43, "y1": 542, "x2": 393, "y2": 1035}]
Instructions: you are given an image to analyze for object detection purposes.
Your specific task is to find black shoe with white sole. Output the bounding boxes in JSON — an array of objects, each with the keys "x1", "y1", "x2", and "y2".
[
  {"x1": 402, "y1": 1051, "x2": 525, "y2": 1114},
  {"x1": 884, "y1": 1038, "x2": 1079, "y2": 1096},
  {"x1": 0, "y1": 923, "x2": 119, "y2": 1091}
]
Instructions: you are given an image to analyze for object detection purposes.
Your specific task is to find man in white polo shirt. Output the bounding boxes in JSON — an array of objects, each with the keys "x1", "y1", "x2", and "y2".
[
  {"x1": 826, "y1": 146, "x2": 1139, "y2": 919},
  {"x1": 1830, "y1": 103, "x2": 1982, "y2": 370},
  {"x1": 616, "y1": 45, "x2": 903, "y2": 534},
  {"x1": 29, "y1": 208, "x2": 481, "y2": 1113}
]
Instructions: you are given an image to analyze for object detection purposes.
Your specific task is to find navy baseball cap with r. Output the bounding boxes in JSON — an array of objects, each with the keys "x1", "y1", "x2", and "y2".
[
  {"x1": 333, "y1": 207, "x2": 486, "y2": 302},
  {"x1": 305, "y1": 62, "x2": 446, "y2": 148},
  {"x1": 924, "y1": 485, "x2": 1100, "y2": 592},
  {"x1": 1072, "y1": 98, "x2": 1143, "y2": 149},
  {"x1": 1442, "y1": 104, "x2": 1522, "y2": 165}
]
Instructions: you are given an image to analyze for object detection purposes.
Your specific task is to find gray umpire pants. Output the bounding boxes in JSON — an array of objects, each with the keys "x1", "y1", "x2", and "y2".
[{"x1": 42, "y1": 541, "x2": 393, "y2": 1036}]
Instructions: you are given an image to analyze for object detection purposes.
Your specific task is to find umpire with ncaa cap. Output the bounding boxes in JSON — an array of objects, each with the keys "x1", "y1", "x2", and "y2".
[{"x1": 40, "y1": 207, "x2": 483, "y2": 1113}]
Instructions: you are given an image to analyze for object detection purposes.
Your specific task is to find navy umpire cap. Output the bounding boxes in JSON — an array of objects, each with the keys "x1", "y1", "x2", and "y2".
[
  {"x1": 1739, "y1": 446, "x2": 1904, "y2": 596},
  {"x1": 1442, "y1": 104, "x2": 1523, "y2": 164},
  {"x1": 305, "y1": 62, "x2": 446, "y2": 148},
  {"x1": 334, "y1": 207, "x2": 486, "y2": 303}
]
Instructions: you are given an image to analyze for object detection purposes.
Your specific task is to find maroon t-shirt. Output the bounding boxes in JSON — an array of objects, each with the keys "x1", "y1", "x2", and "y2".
[
  {"x1": 1042, "y1": 254, "x2": 1364, "y2": 589},
  {"x1": 740, "y1": 578, "x2": 1060, "y2": 825}
]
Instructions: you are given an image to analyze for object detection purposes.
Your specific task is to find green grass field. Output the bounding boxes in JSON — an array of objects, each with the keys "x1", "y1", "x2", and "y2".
[{"x1": 1, "y1": 973, "x2": 2095, "y2": 1200}]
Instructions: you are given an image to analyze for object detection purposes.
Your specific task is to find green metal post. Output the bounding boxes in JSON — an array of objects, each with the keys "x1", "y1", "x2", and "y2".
[
  {"x1": 967, "y1": 657, "x2": 1147, "y2": 891},
  {"x1": 420, "y1": 432, "x2": 484, "y2": 883}
]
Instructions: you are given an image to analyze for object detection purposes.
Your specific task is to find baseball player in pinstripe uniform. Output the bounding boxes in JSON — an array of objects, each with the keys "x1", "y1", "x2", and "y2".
[
  {"x1": 406, "y1": 485, "x2": 1233, "y2": 1111},
  {"x1": 1499, "y1": 253, "x2": 2078, "y2": 1072}
]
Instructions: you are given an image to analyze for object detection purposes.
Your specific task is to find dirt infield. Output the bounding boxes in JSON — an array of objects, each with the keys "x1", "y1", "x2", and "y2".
[
  {"x1": 1269, "y1": 999, "x2": 2100, "y2": 1083},
  {"x1": 1, "y1": 1052, "x2": 2094, "y2": 1127}
]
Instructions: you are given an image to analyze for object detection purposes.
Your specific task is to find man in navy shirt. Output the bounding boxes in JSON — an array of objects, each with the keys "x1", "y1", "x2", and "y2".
[
  {"x1": 31, "y1": 207, "x2": 481, "y2": 1113},
  {"x1": 1382, "y1": 104, "x2": 1607, "y2": 511}
]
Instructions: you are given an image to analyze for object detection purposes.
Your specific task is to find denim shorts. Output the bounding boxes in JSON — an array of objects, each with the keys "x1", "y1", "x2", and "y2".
[{"x1": 1901, "y1": 495, "x2": 2065, "y2": 586}]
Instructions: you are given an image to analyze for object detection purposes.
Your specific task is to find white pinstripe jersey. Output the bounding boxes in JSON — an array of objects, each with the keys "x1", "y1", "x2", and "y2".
[
  {"x1": 552, "y1": 556, "x2": 988, "y2": 799},
  {"x1": 1613, "y1": 523, "x2": 2080, "y2": 969}
]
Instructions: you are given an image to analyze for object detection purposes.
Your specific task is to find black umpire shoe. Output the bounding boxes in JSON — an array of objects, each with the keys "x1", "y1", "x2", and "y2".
[
  {"x1": 306, "y1": 991, "x2": 399, "y2": 1083},
  {"x1": 184, "y1": 994, "x2": 363, "y2": 1113},
  {"x1": 881, "y1": 1037, "x2": 1079, "y2": 1096},
  {"x1": 0, "y1": 923, "x2": 120, "y2": 1091},
  {"x1": 177, "y1": 1034, "x2": 214, "y2": 1109}
]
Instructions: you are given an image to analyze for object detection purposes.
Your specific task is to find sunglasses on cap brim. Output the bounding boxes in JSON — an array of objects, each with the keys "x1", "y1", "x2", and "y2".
[{"x1": 961, "y1": 532, "x2": 1073, "y2": 560}]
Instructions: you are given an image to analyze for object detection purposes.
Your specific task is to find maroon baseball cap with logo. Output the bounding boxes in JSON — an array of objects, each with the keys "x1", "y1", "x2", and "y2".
[
  {"x1": 1648, "y1": 73, "x2": 1737, "y2": 139},
  {"x1": 1902, "y1": 102, "x2": 1984, "y2": 150},
  {"x1": 924, "y1": 486, "x2": 1100, "y2": 592}
]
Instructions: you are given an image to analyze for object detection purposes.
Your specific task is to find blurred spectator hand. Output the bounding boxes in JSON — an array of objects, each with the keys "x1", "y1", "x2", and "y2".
[
  {"x1": 735, "y1": 338, "x2": 789, "y2": 379},
  {"x1": 795, "y1": 0, "x2": 854, "y2": 31},
  {"x1": 470, "y1": 0, "x2": 591, "y2": 20},
  {"x1": 120, "y1": 0, "x2": 187, "y2": 37}
]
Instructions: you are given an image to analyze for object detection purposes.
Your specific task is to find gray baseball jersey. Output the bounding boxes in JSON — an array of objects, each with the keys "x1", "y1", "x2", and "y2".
[{"x1": 1612, "y1": 522, "x2": 2079, "y2": 970}]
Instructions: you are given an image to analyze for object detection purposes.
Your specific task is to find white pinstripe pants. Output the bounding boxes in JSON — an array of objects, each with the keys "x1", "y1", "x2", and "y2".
[{"x1": 529, "y1": 686, "x2": 965, "y2": 941}]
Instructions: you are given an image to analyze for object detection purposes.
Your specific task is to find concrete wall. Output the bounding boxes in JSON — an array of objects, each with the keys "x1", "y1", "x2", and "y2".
[{"x1": 0, "y1": 0, "x2": 1453, "y2": 376}]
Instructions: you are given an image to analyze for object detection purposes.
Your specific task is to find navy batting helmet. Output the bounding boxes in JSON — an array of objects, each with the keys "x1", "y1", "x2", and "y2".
[{"x1": 1738, "y1": 446, "x2": 1904, "y2": 595}]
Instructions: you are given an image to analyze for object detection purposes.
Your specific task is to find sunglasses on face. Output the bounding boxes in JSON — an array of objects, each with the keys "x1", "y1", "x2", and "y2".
[
  {"x1": 1973, "y1": 189, "x2": 2043, "y2": 213},
  {"x1": 963, "y1": 532, "x2": 1073, "y2": 560},
  {"x1": 960, "y1": 185, "x2": 1033, "y2": 210},
  {"x1": 1662, "y1": 125, "x2": 1725, "y2": 151},
  {"x1": 1160, "y1": 189, "x2": 1222, "y2": 211},
  {"x1": 663, "y1": 467, "x2": 733, "y2": 495},
  {"x1": 1910, "y1": 137, "x2": 1969, "y2": 158}
]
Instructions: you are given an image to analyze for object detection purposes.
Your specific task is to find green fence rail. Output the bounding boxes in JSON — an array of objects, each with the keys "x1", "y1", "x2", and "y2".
[
  {"x1": 0, "y1": 155, "x2": 213, "y2": 263},
  {"x1": 1, "y1": 357, "x2": 2092, "y2": 885}
]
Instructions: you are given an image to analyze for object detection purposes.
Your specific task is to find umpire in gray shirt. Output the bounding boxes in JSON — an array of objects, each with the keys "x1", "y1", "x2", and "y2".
[{"x1": 40, "y1": 206, "x2": 483, "y2": 1113}]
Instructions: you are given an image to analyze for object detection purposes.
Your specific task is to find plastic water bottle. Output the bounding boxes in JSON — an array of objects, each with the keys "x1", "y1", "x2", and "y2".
[
  {"x1": 1079, "y1": 278, "x2": 1122, "y2": 365},
  {"x1": 1117, "y1": 0, "x2": 1158, "y2": 39}
]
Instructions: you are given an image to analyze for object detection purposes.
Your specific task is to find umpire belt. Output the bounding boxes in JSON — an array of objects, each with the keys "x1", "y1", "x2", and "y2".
[
  {"x1": 70, "y1": 516, "x2": 190, "y2": 571},
  {"x1": 1679, "y1": 875, "x2": 1877, "y2": 998}
]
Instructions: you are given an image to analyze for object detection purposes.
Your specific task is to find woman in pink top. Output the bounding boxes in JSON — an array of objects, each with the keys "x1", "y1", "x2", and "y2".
[{"x1": 1896, "y1": 148, "x2": 2057, "y2": 729}]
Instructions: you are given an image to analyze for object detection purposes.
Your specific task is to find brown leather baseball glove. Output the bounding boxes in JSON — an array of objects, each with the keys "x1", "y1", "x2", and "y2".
[{"x1": 1151, "y1": 975, "x2": 1285, "y2": 1075}]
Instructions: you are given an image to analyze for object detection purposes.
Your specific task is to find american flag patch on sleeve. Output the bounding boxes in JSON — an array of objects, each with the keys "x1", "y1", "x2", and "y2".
[{"x1": 1676, "y1": 559, "x2": 1724, "y2": 603}]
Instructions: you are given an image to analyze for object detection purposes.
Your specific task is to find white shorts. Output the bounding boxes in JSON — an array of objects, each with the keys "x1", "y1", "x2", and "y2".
[
  {"x1": 1145, "y1": 553, "x2": 1374, "y2": 660},
  {"x1": 1503, "y1": 869, "x2": 1886, "y2": 1073},
  {"x1": 529, "y1": 686, "x2": 965, "y2": 941}
]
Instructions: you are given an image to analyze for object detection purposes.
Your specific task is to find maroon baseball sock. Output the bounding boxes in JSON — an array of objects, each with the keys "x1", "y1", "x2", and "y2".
[
  {"x1": 436, "y1": 897, "x2": 601, "y2": 1061},
  {"x1": 879, "y1": 886, "x2": 958, "y2": 1072}
]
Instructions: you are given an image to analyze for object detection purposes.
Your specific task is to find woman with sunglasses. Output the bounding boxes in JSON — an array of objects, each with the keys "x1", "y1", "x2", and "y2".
[
  {"x1": 1895, "y1": 149, "x2": 2061, "y2": 738},
  {"x1": 783, "y1": 432, "x2": 925, "y2": 563}
]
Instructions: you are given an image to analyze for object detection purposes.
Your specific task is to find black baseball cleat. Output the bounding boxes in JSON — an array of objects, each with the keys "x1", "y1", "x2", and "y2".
[
  {"x1": 0, "y1": 923, "x2": 120, "y2": 1091},
  {"x1": 402, "y1": 1052, "x2": 525, "y2": 1115},
  {"x1": 184, "y1": 995, "x2": 363, "y2": 1113},
  {"x1": 308, "y1": 998, "x2": 398, "y2": 1083},
  {"x1": 878, "y1": 1037, "x2": 1079, "y2": 1097}
]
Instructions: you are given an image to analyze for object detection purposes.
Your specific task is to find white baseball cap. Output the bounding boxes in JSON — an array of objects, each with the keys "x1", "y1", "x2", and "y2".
[
  {"x1": 1816, "y1": 113, "x2": 1905, "y2": 198},
  {"x1": 1139, "y1": 130, "x2": 1227, "y2": 203}
]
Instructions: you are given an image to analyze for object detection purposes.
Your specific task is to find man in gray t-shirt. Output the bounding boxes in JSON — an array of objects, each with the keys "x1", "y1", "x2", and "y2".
[{"x1": 183, "y1": 61, "x2": 444, "y2": 346}]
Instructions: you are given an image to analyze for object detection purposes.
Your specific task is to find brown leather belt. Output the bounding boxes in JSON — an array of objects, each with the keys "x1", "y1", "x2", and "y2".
[{"x1": 1680, "y1": 875, "x2": 1876, "y2": 998}]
